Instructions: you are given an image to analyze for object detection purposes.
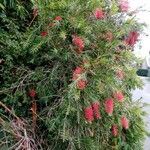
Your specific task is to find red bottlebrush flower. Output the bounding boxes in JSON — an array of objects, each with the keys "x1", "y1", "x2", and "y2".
[
  {"x1": 130, "y1": 31, "x2": 139, "y2": 46},
  {"x1": 84, "y1": 106, "x2": 94, "y2": 123},
  {"x1": 121, "y1": 116, "x2": 129, "y2": 129},
  {"x1": 119, "y1": 0, "x2": 129, "y2": 12},
  {"x1": 125, "y1": 31, "x2": 139, "y2": 47},
  {"x1": 28, "y1": 89, "x2": 36, "y2": 98},
  {"x1": 41, "y1": 31, "x2": 48, "y2": 37},
  {"x1": 92, "y1": 101, "x2": 101, "y2": 119},
  {"x1": 105, "y1": 32, "x2": 113, "y2": 42},
  {"x1": 94, "y1": 9, "x2": 105, "y2": 20},
  {"x1": 72, "y1": 35, "x2": 85, "y2": 53},
  {"x1": 111, "y1": 124, "x2": 118, "y2": 137},
  {"x1": 113, "y1": 91, "x2": 124, "y2": 102},
  {"x1": 104, "y1": 98, "x2": 114, "y2": 115},
  {"x1": 55, "y1": 16, "x2": 62, "y2": 21},
  {"x1": 74, "y1": 66, "x2": 83, "y2": 74},
  {"x1": 33, "y1": 8, "x2": 38, "y2": 17},
  {"x1": 72, "y1": 66, "x2": 83, "y2": 80},
  {"x1": 116, "y1": 70, "x2": 125, "y2": 80},
  {"x1": 77, "y1": 79, "x2": 87, "y2": 90}
]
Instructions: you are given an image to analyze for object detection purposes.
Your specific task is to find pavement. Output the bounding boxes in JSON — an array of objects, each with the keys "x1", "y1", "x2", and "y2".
[{"x1": 132, "y1": 77, "x2": 150, "y2": 150}]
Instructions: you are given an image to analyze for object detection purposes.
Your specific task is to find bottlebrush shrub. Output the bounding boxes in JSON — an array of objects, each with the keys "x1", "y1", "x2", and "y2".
[{"x1": 0, "y1": 0, "x2": 147, "y2": 150}]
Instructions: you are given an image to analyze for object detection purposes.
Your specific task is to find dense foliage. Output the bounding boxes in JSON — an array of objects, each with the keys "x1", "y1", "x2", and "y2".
[{"x1": 0, "y1": 0, "x2": 147, "y2": 149}]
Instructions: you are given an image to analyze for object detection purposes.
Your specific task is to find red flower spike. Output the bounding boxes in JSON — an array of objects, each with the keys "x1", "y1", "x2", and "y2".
[
  {"x1": 94, "y1": 9, "x2": 105, "y2": 20},
  {"x1": 92, "y1": 101, "x2": 101, "y2": 119},
  {"x1": 113, "y1": 91, "x2": 124, "y2": 102},
  {"x1": 41, "y1": 31, "x2": 48, "y2": 37},
  {"x1": 72, "y1": 36, "x2": 85, "y2": 53},
  {"x1": 72, "y1": 66, "x2": 83, "y2": 80},
  {"x1": 121, "y1": 116, "x2": 129, "y2": 129},
  {"x1": 111, "y1": 124, "x2": 118, "y2": 137},
  {"x1": 77, "y1": 79, "x2": 87, "y2": 90},
  {"x1": 104, "y1": 98, "x2": 114, "y2": 115},
  {"x1": 55, "y1": 16, "x2": 62, "y2": 21},
  {"x1": 116, "y1": 70, "x2": 125, "y2": 80},
  {"x1": 29, "y1": 89, "x2": 36, "y2": 98},
  {"x1": 84, "y1": 106, "x2": 94, "y2": 123},
  {"x1": 74, "y1": 66, "x2": 83, "y2": 74},
  {"x1": 119, "y1": 0, "x2": 129, "y2": 12},
  {"x1": 125, "y1": 31, "x2": 139, "y2": 47}
]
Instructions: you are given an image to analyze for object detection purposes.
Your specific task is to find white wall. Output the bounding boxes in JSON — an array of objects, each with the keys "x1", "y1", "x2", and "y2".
[{"x1": 129, "y1": 0, "x2": 150, "y2": 58}]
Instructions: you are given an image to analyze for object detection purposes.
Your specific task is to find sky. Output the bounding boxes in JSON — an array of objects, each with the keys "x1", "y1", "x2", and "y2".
[{"x1": 129, "y1": 0, "x2": 150, "y2": 58}]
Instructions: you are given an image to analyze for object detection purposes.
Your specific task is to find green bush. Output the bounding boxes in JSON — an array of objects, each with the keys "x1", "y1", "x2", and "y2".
[{"x1": 0, "y1": 0, "x2": 147, "y2": 149}]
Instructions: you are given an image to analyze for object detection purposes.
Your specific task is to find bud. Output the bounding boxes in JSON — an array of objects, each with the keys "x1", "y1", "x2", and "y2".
[
  {"x1": 28, "y1": 89, "x2": 36, "y2": 98},
  {"x1": 94, "y1": 9, "x2": 105, "y2": 20},
  {"x1": 41, "y1": 31, "x2": 48, "y2": 37},
  {"x1": 104, "y1": 98, "x2": 114, "y2": 115},
  {"x1": 116, "y1": 70, "x2": 125, "y2": 80},
  {"x1": 111, "y1": 124, "x2": 118, "y2": 137},
  {"x1": 55, "y1": 16, "x2": 62, "y2": 21},
  {"x1": 33, "y1": 8, "x2": 38, "y2": 17},
  {"x1": 119, "y1": 0, "x2": 129, "y2": 12},
  {"x1": 113, "y1": 91, "x2": 124, "y2": 102},
  {"x1": 105, "y1": 32, "x2": 113, "y2": 42},
  {"x1": 72, "y1": 35, "x2": 85, "y2": 53}
]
